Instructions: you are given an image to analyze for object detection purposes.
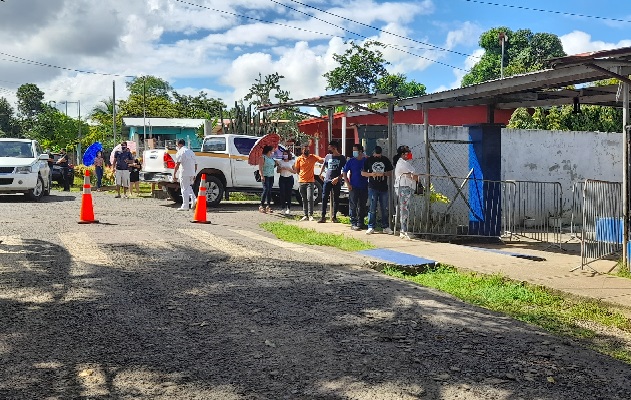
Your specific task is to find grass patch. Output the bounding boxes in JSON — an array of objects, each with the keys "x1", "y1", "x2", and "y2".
[
  {"x1": 229, "y1": 192, "x2": 261, "y2": 202},
  {"x1": 260, "y1": 221, "x2": 375, "y2": 252},
  {"x1": 382, "y1": 264, "x2": 631, "y2": 363},
  {"x1": 613, "y1": 261, "x2": 631, "y2": 280}
]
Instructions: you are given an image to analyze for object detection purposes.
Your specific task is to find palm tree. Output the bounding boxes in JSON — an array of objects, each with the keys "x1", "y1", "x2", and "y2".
[{"x1": 89, "y1": 98, "x2": 116, "y2": 126}]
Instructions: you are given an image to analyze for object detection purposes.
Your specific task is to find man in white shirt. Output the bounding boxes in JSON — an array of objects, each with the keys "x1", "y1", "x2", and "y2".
[{"x1": 172, "y1": 139, "x2": 198, "y2": 211}]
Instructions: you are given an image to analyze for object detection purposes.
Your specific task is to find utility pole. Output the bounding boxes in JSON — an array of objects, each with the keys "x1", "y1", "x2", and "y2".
[
  {"x1": 499, "y1": 32, "x2": 507, "y2": 79},
  {"x1": 143, "y1": 76, "x2": 147, "y2": 149},
  {"x1": 77, "y1": 100, "x2": 81, "y2": 162}
]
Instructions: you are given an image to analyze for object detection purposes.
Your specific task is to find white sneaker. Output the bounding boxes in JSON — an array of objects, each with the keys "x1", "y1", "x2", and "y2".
[
  {"x1": 177, "y1": 207, "x2": 189, "y2": 211},
  {"x1": 400, "y1": 232, "x2": 411, "y2": 240},
  {"x1": 285, "y1": 208, "x2": 290, "y2": 215},
  {"x1": 300, "y1": 216, "x2": 308, "y2": 221},
  {"x1": 365, "y1": 228, "x2": 375, "y2": 234},
  {"x1": 309, "y1": 216, "x2": 314, "y2": 221},
  {"x1": 383, "y1": 227, "x2": 393, "y2": 234}
]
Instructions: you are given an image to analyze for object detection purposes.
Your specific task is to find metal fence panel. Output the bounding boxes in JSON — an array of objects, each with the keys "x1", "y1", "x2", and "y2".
[{"x1": 580, "y1": 179, "x2": 623, "y2": 269}]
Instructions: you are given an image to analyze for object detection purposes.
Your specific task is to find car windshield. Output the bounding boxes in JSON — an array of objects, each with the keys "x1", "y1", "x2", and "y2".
[{"x1": 0, "y1": 141, "x2": 34, "y2": 158}]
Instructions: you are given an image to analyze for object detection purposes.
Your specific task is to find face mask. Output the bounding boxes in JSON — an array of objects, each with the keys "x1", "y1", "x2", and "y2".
[
  {"x1": 352, "y1": 151, "x2": 359, "y2": 157},
  {"x1": 283, "y1": 155, "x2": 288, "y2": 160},
  {"x1": 406, "y1": 152, "x2": 413, "y2": 160}
]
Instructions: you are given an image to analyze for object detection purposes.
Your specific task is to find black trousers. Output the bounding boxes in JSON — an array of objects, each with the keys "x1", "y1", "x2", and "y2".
[{"x1": 321, "y1": 180, "x2": 341, "y2": 218}]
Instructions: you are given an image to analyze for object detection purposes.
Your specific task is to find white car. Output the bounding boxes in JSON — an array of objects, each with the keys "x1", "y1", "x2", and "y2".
[{"x1": 0, "y1": 138, "x2": 51, "y2": 201}]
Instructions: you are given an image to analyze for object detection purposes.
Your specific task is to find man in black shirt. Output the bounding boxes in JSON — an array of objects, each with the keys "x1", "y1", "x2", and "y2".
[
  {"x1": 362, "y1": 146, "x2": 393, "y2": 234},
  {"x1": 318, "y1": 140, "x2": 346, "y2": 223},
  {"x1": 57, "y1": 148, "x2": 70, "y2": 191}
]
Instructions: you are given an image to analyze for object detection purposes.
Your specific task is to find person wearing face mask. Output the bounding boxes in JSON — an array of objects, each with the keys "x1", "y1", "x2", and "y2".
[
  {"x1": 295, "y1": 145, "x2": 323, "y2": 221},
  {"x1": 394, "y1": 145, "x2": 420, "y2": 240},
  {"x1": 362, "y1": 146, "x2": 394, "y2": 234},
  {"x1": 343, "y1": 143, "x2": 368, "y2": 231},
  {"x1": 277, "y1": 149, "x2": 296, "y2": 215},
  {"x1": 318, "y1": 140, "x2": 346, "y2": 223}
]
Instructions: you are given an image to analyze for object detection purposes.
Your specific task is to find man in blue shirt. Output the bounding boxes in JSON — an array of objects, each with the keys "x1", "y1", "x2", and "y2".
[{"x1": 343, "y1": 143, "x2": 369, "y2": 231}]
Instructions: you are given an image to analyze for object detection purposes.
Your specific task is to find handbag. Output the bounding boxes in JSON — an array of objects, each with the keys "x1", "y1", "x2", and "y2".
[
  {"x1": 254, "y1": 170, "x2": 262, "y2": 182},
  {"x1": 415, "y1": 181, "x2": 425, "y2": 195}
]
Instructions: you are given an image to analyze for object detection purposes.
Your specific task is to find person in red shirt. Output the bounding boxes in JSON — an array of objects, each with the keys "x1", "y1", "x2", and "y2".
[{"x1": 294, "y1": 145, "x2": 323, "y2": 221}]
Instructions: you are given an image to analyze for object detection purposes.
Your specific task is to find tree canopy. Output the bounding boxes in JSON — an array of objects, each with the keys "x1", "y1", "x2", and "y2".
[
  {"x1": 16, "y1": 83, "x2": 45, "y2": 118},
  {"x1": 126, "y1": 75, "x2": 173, "y2": 100},
  {"x1": 324, "y1": 41, "x2": 390, "y2": 94},
  {"x1": 461, "y1": 27, "x2": 565, "y2": 87}
]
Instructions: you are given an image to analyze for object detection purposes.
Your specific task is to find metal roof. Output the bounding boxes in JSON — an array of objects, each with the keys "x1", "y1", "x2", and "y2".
[
  {"x1": 257, "y1": 92, "x2": 395, "y2": 111},
  {"x1": 122, "y1": 117, "x2": 206, "y2": 128},
  {"x1": 399, "y1": 46, "x2": 631, "y2": 110}
]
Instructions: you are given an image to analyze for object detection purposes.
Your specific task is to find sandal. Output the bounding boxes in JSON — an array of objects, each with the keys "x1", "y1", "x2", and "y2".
[
  {"x1": 266, "y1": 206, "x2": 273, "y2": 213},
  {"x1": 259, "y1": 205, "x2": 266, "y2": 213}
]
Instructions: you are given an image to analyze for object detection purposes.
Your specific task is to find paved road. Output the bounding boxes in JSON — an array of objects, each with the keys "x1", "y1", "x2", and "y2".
[{"x1": 0, "y1": 191, "x2": 630, "y2": 399}]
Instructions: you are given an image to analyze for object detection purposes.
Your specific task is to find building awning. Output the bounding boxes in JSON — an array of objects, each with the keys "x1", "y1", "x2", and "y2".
[
  {"x1": 258, "y1": 93, "x2": 395, "y2": 114},
  {"x1": 399, "y1": 46, "x2": 631, "y2": 110}
]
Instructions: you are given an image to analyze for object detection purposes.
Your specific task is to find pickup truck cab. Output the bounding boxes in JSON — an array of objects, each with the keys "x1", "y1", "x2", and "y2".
[
  {"x1": 141, "y1": 134, "x2": 322, "y2": 207},
  {"x1": 0, "y1": 138, "x2": 51, "y2": 201}
]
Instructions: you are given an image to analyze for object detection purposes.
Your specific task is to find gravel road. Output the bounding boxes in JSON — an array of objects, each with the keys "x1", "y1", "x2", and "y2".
[{"x1": 0, "y1": 190, "x2": 630, "y2": 399}]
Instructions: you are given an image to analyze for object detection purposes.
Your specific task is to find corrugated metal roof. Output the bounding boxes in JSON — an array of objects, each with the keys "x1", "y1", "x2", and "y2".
[{"x1": 122, "y1": 118, "x2": 207, "y2": 128}]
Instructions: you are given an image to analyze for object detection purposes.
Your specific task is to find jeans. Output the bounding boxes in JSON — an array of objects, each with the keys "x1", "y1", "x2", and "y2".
[
  {"x1": 95, "y1": 166, "x2": 103, "y2": 189},
  {"x1": 321, "y1": 180, "x2": 341, "y2": 218},
  {"x1": 349, "y1": 186, "x2": 368, "y2": 227},
  {"x1": 278, "y1": 176, "x2": 294, "y2": 209},
  {"x1": 261, "y1": 176, "x2": 274, "y2": 206},
  {"x1": 299, "y1": 182, "x2": 314, "y2": 216},
  {"x1": 368, "y1": 188, "x2": 389, "y2": 229},
  {"x1": 398, "y1": 186, "x2": 413, "y2": 233}
]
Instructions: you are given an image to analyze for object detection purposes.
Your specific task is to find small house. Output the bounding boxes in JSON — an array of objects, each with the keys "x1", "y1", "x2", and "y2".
[{"x1": 123, "y1": 118, "x2": 213, "y2": 151}]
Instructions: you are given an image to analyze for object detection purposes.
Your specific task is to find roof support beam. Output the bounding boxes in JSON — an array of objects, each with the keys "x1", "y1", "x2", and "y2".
[{"x1": 586, "y1": 63, "x2": 631, "y2": 86}]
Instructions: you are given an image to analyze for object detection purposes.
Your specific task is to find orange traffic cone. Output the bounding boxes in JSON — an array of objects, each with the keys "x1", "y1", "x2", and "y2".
[
  {"x1": 191, "y1": 173, "x2": 211, "y2": 224},
  {"x1": 78, "y1": 170, "x2": 99, "y2": 224}
]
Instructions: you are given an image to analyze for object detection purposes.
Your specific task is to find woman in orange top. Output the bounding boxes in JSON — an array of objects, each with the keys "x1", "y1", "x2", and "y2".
[{"x1": 294, "y1": 145, "x2": 323, "y2": 221}]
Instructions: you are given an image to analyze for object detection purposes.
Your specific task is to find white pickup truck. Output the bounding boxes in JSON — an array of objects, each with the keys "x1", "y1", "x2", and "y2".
[{"x1": 140, "y1": 134, "x2": 323, "y2": 207}]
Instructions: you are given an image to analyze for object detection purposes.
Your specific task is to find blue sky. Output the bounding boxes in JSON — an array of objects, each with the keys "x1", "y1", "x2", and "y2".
[{"x1": 1, "y1": 0, "x2": 631, "y2": 117}]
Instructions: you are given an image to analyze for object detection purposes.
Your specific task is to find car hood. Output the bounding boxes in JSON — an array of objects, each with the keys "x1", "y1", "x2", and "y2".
[{"x1": 0, "y1": 157, "x2": 38, "y2": 167}]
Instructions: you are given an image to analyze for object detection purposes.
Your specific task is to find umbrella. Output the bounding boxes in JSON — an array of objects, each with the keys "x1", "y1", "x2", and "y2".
[
  {"x1": 248, "y1": 133, "x2": 281, "y2": 166},
  {"x1": 82, "y1": 142, "x2": 103, "y2": 166},
  {"x1": 110, "y1": 141, "x2": 137, "y2": 165}
]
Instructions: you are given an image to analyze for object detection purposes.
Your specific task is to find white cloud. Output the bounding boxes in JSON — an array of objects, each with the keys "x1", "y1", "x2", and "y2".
[{"x1": 560, "y1": 31, "x2": 631, "y2": 56}]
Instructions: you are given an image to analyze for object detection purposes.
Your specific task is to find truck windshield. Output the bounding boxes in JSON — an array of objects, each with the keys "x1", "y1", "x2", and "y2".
[{"x1": 0, "y1": 141, "x2": 34, "y2": 158}]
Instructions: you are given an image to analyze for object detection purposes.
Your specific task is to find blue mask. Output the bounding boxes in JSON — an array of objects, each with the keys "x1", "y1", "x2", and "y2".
[{"x1": 353, "y1": 151, "x2": 359, "y2": 157}]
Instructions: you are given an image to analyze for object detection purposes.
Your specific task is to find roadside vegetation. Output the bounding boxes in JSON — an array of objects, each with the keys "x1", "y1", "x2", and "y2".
[
  {"x1": 260, "y1": 221, "x2": 374, "y2": 252},
  {"x1": 381, "y1": 264, "x2": 631, "y2": 364}
]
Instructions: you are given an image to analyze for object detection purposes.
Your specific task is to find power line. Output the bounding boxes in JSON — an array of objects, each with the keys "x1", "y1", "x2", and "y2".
[
  {"x1": 0, "y1": 52, "x2": 136, "y2": 78},
  {"x1": 172, "y1": 0, "x2": 468, "y2": 71},
  {"x1": 269, "y1": 0, "x2": 468, "y2": 70},
  {"x1": 464, "y1": 0, "x2": 631, "y2": 24},
  {"x1": 285, "y1": 0, "x2": 478, "y2": 59}
]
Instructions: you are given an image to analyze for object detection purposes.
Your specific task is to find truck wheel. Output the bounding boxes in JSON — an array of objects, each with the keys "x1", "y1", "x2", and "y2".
[
  {"x1": 167, "y1": 187, "x2": 183, "y2": 204},
  {"x1": 194, "y1": 175, "x2": 224, "y2": 207},
  {"x1": 26, "y1": 175, "x2": 45, "y2": 202}
]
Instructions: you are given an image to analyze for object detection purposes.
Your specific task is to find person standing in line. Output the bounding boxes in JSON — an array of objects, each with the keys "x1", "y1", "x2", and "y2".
[
  {"x1": 394, "y1": 146, "x2": 420, "y2": 240},
  {"x1": 94, "y1": 150, "x2": 105, "y2": 191},
  {"x1": 392, "y1": 145, "x2": 410, "y2": 167},
  {"x1": 277, "y1": 149, "x2": 296, "y2": 215},
  {"x1": 173, "y1": 139, "x2": 198, "y2": 211},
  {"x1": 129, "y1": 151, "x2": 142, "y2": 196},
  {"x1": 258, "y1": 145, "x2": 278, "y2": 213},
  {"x1": 295, "y1": 144, "x2": 323, "y2": 221},
  {"x1": 318, "y1": 140, "x2": 346, "y2": 223},
  {"x1": 343, "y1": 144, "x2": 368, "y2": 231},
  {"x1": 362, "y1": 146, "x2": 393, "y2": 234},
  {"x1": 113, "y1": 142, "x2": 134, "y2": 198},
  {"x1": 57, "y1": 148, "x2": 71, "y2": 192}
]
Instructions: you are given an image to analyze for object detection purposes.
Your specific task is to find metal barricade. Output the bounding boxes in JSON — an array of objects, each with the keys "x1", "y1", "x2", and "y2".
[
  {"x1": 568, "y1": 181, "x2": 585, "y2": 241},
  {"x1": 579, "y1": 179, "x2": 623, "y2": 270},
  {"x1": 394, "y1": 174, "x2": 516, "y2": 239}
]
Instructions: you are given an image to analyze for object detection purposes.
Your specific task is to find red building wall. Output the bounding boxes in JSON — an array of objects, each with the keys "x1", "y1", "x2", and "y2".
[{"x1": 297, "y1": 105, "x2": 515, "y2": 156}]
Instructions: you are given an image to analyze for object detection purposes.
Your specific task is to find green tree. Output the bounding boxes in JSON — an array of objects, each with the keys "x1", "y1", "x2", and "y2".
[
  {"x1": 118, "y1": 94, "x2": 178, "y2": 119},
  {"x1": 0, "y1": 97, "x2": 16, "y2": 137},
  {"x1": 16, "y1": 83, "x2": 45, "y2": 118},
  {"x1": 324, "y1": 41, "x2": 389, "y2": 94},
  {"x1": 244, "y1": 72, "x2": 291, "y2": 107},
  {"x1": 376, "y1": 73, "x2": 426, "y2": 99},
  {"x1": 89, "y1": 98, "x2": 116, "y2": 126},
  {"x1": 172, "y1": 91, "x2": 226, "y2": 119},
  {"x1": 462, "y1": 27, "x2": 565, "y2": 86},
  {"x1": 126, "y1": 75, "x2": 173, "y2": 100}
]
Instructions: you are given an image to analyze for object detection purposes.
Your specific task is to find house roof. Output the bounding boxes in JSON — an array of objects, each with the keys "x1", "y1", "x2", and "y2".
[
  {"x1": 398, "y1": 46, "x2": 631, "y2": 110},
  {"x1": 122, "y1": 118, "x2": 207, "y2": 128}
]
